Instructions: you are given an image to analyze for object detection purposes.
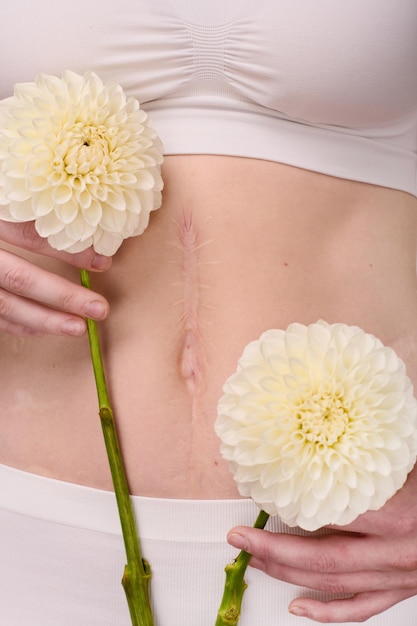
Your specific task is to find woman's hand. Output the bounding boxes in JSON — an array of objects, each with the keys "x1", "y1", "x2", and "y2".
[
  {"x1": 227, "y1": 465, "x2": 417, "y2": 623},
  {"x1": 0, "y1": 221, "x2": 111, "y2": 337}
]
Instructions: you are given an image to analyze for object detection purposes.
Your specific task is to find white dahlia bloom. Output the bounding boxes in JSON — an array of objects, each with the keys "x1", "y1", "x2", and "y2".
[
  {"x1": 216, "y1": 321, "x2": 417, "y2": 531},
  {"x1": 0, "y1": 71, "x2": 163, "y2": 255}
]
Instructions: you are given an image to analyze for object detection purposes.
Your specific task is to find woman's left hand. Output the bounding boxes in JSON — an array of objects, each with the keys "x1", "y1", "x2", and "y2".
[{"x1": 227, "y1": 465, "x2": 417, "y2": 623}]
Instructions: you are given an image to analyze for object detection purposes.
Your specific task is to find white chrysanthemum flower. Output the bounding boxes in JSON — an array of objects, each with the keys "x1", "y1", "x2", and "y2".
[
  {"x1": 216, "y1": 320, "x2": 417, "y2": 531},
  {"x1": 0, "y1": 70, "x2": 163, "y2": 255}
]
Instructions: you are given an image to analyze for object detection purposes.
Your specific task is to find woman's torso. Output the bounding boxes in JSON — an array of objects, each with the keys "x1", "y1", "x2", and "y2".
[
  {"x1": 0, "y1": 156, "x2": 417, "y2": 498},
  {"x1": 1, "y1": 0, "x2": 417, "y2": 498}
]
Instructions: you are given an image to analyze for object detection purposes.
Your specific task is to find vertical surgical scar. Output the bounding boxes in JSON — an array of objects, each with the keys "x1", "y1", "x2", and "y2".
[{"x1": 171, "y1": 211, "x2": 213, "y2": 395}]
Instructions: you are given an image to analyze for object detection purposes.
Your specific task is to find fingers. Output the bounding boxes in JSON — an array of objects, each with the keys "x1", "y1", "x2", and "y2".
[
  {"x1": 248, "y1": 555, "x2": 417, "y2": 596},
  {"x1": 227, "y1": 527, "x2": 417, "y2": 621},
  {"x1": 0, "y1": 318, "x2": 46, "y2": 337},
  {"x1": 227, "y1": 527, "x2": 414, "y2": 574},
  {"x1": 0, "y1": 220, "x2": 111, "y2": 337},
  {"x1": 228, "y1": 529, "x2": 372, "y2": 573},
  {"x1": 0, "y1": 221, "x2": 112, "y2": 272},
  {"x1": 0, "y1": 291, "x2": 88, "y2": 337},
  {"x1": 288, "y1": 589, "x2": 416, "y2": 623},
  {"x1": 0, "y1": 248, "x2": 109, "y2": 336}
]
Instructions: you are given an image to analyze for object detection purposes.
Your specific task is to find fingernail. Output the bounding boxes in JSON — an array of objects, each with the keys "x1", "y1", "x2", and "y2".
[
  {"x1": 91, "y1": 254, "x2": 112, "y2": 270},
  {"x1": 227, "y1": 532, "x2": 249, "y2": 552},
  {"x1": 84, "y1": 300, "x2": 107, "y2": 320},
  {"x1": 62, "y1": 319, "x2": 86, "y2": 336},
  {"x1": 289, "y1": 606, "x2": 308, "y2": 617}
]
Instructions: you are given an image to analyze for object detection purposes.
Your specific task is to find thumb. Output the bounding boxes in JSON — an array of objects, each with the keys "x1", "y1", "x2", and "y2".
[{"x1": 227, "y1": 526, "x2": 273, "y2": 557}]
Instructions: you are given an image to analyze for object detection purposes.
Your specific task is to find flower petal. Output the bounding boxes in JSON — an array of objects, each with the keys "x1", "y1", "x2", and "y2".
[
  {"x1": 0, "y1": 70, "x2": 163, "y2": 253},
  {"x1": 54, "y1": 200, "x2": 79, "y2": 224},
  {"x1": 35, "y1": 212, "x2": 66, "y2": 237},
  {"x1": 216, "y1": 321, "x2": 417, "y2": 530}
]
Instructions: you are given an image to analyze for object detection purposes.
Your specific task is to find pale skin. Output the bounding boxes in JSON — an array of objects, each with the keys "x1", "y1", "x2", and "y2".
[{"x1": 0, "y1": 155, "x2": 417, "y2": 622}]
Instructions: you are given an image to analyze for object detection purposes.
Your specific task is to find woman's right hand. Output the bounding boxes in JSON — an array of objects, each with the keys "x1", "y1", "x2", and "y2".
[{"x1": 0, "y1": 220, "x2": 111, "y2": 337}]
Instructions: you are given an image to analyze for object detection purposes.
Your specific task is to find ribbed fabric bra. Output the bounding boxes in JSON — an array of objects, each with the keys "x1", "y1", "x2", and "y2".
[{"x1": 2, "y1": 0, "x2": 417, "y2": 195}]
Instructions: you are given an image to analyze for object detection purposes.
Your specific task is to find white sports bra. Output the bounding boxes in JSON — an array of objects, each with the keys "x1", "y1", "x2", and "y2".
[{"x1": 2, "y1": 0, "x2": 417, "y2": 195}]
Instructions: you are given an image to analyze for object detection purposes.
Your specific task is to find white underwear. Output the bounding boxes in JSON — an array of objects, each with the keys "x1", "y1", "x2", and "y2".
[{"x1": 0, "y1": 463, "x2": 415, "y2": 625}]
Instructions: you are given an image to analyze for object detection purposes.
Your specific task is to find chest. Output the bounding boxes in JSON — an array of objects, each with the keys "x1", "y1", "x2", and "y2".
[{"x1": 2, "y1": 0, "x2": 417, "y2": 128}]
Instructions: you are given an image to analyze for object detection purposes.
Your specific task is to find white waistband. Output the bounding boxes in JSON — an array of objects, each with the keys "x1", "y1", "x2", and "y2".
[
  {"x1": 0, "y1": 463, "x2": 285, "y2": 541},
  {"x1": 149, "y1": 103, "x2": 417, "y2": 198}
]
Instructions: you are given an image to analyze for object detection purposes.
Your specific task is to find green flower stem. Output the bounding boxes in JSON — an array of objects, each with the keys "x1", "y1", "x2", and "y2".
[
  {"x1": 215, "y1": 509, "x2": 270, "y2": 626},
  {"x1": 80, "y1": 269, "x2": 155, "y2": 626}
]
